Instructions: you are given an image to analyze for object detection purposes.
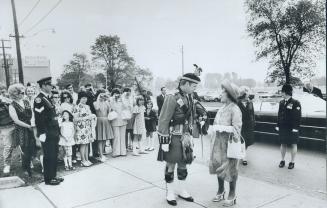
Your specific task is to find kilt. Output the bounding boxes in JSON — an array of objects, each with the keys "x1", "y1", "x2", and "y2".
[
  {"x1": 279, "y1": 128, "x2": 299, "y2": 145},
  {"x1": 162, "y1": 135, "x2": 183, "y2": 163}
]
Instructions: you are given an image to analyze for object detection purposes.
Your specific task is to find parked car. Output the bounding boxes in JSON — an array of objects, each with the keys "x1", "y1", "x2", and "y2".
[
  {"x1": 205, "y1": 93, "x2": 326, "y2": 150},
  {"x1": 202, "y1": 92, "x2": 220, "y2": 102}
]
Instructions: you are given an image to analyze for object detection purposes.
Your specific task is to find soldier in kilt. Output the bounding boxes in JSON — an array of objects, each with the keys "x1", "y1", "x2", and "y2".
[{"x1": 157, "y1": 73, "x2": 206, "y2": 206}]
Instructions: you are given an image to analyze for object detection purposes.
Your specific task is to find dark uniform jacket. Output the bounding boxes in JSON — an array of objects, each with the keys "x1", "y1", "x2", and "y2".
[
  {"x1": 277, "y1": 97, "x2": 301, "y2": 131},
  {"x1": 156, "y1": 94, "x2": 165, "y2": 116},
  {"x1": 158, "y1": 91, "x2": 206, "y2": 138},
  {"x1": 33, "y1": 92, "x2": 60, "y2": 138}
]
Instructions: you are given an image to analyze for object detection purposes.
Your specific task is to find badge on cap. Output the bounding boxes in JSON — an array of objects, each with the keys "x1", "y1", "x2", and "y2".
[
  {"x1": 296, "y1": 106, "x2": 301, "y2": 110},
  {"x1": 35, "y1": 97, "x2": 42, "y2": 103}
]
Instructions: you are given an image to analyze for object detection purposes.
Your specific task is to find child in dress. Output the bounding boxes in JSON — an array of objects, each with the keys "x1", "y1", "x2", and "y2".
[
  {"x1": 59, "y1": 110, "x2": 76, "y2": 170},
  {"x1": 132, "y1": 96, "x2": 147, "y2": 156},
  {"x1": 144, "y1": 101, "x2": 157, "y2": 151}
]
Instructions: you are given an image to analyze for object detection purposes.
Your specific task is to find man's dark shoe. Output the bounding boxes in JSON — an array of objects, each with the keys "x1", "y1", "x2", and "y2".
[
  {"x1": 279, "y1": 160, "x2": 285, "y2": 168},
  {"x1": 45, "y1": 179, "x2": 60, "y2": 185},
  {"x1": 54, "y1": 177, "x2": 64, "y2": 182},
  {"x1": 288, "y1": 162, "x2": 295, "y2": 169},
  {"x1": 166, "y1": 199, "x2": 177, "y2": 206},
  {"x1": 178, "y1": 195, "x2": 194, "y2": 202}
]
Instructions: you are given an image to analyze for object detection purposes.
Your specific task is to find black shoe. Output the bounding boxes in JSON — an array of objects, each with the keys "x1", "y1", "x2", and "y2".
[
  {"x1": 288, "y1": 162, "x2": 295, "y2": 169},
  {"x1": 279, "y1": 160, "x2": 285, "y2": 168},
  {"x1": 178, "y1": 195, "x2": 194, "y2": 202},
  {"x1": 242, "y1": 160, "x2": 248, "y2": 166},
  {"x1": 54, "y1": 177, "x2": 64, "y2": 182},
  {"x1": 166, "y1": 199, "x2": 177, "y2": 206},
  {"x1": 45, "y1": 179, "x2": 60, "y2": 185}
]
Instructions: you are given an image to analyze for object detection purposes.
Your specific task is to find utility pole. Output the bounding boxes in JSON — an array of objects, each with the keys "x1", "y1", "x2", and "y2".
[
  {"x1": 181, "y1": 45, "x2": 184, "y2": 76},
  {"x1": 10, "y1": 0, "x2": 24, "y2": 84},
  {"x1": 0, "y1": 40, "x2": 11, "y2": 88}
]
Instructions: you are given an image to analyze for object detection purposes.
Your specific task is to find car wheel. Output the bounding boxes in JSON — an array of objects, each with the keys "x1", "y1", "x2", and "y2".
[{"x1": 214, "y1": 98, "x2": 219, "y2": 102}]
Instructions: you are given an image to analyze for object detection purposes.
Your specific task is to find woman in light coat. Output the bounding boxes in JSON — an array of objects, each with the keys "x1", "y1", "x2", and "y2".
[{"x1": 208, "y1": 80, "x2": 242, "y2": 207}]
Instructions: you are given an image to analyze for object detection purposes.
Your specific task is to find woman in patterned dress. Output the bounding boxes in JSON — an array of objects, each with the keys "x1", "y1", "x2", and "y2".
[
  {"x1": 208, "y1": 80, "x2": 242, "y2": 207},
  {"x1": 73, "y1": 91, "x2": 97, "y2": 167},
  {"x1": 8, "y1": 84, "x2": 36, "y2": 176}
]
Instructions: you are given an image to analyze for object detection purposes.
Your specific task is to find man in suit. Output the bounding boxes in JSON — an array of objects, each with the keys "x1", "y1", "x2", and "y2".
[
  {"x1": 34, "y1": 77, "x2": 64, "y2": 185},
  {"x1": 66, "y1": 84, "x2": 78, "y2": 104},
  {"x1": 156, "y1": 87, "x2": 166, "y2": 116},
  {"x1": 303, "y1": 82, "x2": 325, "y2": 100},
  {"x1": 275, "y1": 84, "x2": 301, "y2": 169}
]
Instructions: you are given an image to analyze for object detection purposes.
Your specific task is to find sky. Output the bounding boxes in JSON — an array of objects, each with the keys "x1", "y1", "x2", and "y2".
[{"x1": 0, "y1": 0, "x2": 325, "y2": 82}]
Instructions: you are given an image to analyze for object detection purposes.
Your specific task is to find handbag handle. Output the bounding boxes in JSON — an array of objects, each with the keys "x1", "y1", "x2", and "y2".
[{"x1": 229, "y1": 127, "x2": 245, "y2": 144}]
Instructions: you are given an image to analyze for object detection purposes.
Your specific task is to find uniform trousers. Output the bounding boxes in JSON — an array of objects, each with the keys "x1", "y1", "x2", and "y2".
[{"x1": 41, "y1": 136, "x2": 59, "y2": 182}]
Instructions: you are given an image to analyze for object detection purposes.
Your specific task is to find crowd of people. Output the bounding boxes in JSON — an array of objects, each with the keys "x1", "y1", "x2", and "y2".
[
  {"x1": 1, "y1": 70, "x2": 319, "y2": 206},
  {"x1": 0, "y1": 78, "x2": 159, "y2": 185}
]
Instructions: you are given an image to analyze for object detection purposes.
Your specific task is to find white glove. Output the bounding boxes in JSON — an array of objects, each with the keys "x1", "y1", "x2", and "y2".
[
  {"x1": 292, "y1": 129, "x2": 298, "y2": 132},
  {"x1": 275, "y1": 127, "x2": 279, "y2": 131},
  {"x1": 213, "y1": 125, "x2": 233, "y2": 133},
  {"x1": 200, "y1": 121, "x2": 205, "y2": 126},
  {"x1": 39, "y1": 134, "x2": 46, "y2": 142},
  {"x1": 208, "y1": 126, "x2": 215, "y2": 137},
  {"x1": 161, "y1": 144, "x2": 169, "y2": 152}
]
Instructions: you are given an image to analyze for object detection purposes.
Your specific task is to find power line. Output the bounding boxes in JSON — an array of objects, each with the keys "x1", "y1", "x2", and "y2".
[
  {"x1": 24, "y1": 0, "x2": 63, "y2": 34},
  {"x1": 19, "y1": 0, "x2": 41, "y2": 26}
]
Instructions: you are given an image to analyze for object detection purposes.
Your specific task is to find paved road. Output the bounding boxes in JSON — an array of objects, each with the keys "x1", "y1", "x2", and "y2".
[{"x1": 193, "y1": 134, "x2": 326, "y2": 200}]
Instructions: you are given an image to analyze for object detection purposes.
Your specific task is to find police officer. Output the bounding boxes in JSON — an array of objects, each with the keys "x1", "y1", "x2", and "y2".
[
  {"x1": 157, "y1": 73, "x2": 206, "y2": 206},
  {"x1": 34, "y1": 77, "x2": 64, "y2": 185},
  {"x1": 275, "y1": 84, "x2": 301, "y2": 169}
]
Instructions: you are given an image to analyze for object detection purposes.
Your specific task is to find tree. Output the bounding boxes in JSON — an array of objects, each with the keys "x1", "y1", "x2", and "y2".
[
  {"x1": 91, "y1": 35, "x2": 135, "y2": 90},
  {"x1": 246, "y1": 0, "x2": 326, "y2": 84},
  {"x1": 94, "y1": 73, "x2": 106, "y2": 88},
  {"x1": 56, "y1": 53, "x2": 90, "y2": 89}
]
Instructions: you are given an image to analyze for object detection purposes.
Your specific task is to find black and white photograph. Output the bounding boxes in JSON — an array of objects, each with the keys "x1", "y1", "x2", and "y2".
[{"x1": 0, "y1": 0, "x2": 326, "y2": 207}]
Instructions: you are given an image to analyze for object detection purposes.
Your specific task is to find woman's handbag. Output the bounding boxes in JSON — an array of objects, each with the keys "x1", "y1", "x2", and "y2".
[
  {"x1": 108, "y1": 111, "x2": 118, "y2": 121},
  {"x1": 121, "y1": 110, "x2": 132, "y2": 120},
  {"x1": 227, "y1": 132, "x2": 246, "y2": 159}
]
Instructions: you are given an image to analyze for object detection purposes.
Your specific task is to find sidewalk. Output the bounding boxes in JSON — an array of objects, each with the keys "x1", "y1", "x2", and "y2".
[{"x1": 0, "y1": 146, "x2": 326, "y2": 208}]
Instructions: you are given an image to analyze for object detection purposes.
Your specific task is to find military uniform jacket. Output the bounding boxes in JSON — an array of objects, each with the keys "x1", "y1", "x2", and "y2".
[
  {"x1": 33, "y1": 92, "x2": 60, "y2": 138},
  {"x1": 277, "y1": 97, "x2": 301, "y2": 131},
  {"x1": 158, "y1": 91, "x2": 206, "y2": 138}
]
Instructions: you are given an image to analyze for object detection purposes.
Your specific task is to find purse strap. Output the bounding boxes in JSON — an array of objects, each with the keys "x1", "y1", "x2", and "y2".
[{"x1": 229, "y1": 127, "x2": 245, "y2": 144}]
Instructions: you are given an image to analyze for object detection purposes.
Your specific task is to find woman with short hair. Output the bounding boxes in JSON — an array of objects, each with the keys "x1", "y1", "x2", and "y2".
[
  {"x1": 208, "y1": 80, "x2": 242, "y2": 206},
  {"x1": 8, "y1": 83, "x2": 36, "y2": 176}
]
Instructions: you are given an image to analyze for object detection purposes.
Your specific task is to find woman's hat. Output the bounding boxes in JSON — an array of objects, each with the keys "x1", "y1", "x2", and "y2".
[
  {"x1": 221, "y1": 79, "x2": 239, "y2": 102},
  {"x1": 239, "y1": 86, "x2": 250, "y2": 98}
]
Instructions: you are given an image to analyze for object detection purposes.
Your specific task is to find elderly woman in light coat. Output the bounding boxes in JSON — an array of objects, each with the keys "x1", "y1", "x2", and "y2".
[{"x1": 208, "y1": 80, "x2": 242, "y2": 207}]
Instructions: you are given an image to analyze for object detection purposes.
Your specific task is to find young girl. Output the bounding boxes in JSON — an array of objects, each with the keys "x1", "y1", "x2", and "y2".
[
  {"x1": 144, "y1": 101, "x2": 157, "y2": 151},
  {"x1": 132, "y1": 96, "x2": 147, "y2": 155},
  {"x1": 59, "y1": 110, "x2": 76, "y2": 170}
]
